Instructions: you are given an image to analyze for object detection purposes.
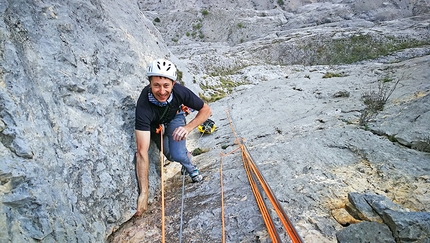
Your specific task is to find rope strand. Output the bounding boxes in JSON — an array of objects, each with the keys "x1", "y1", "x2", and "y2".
[
  {"x1": 220, "y1": 154, "x2": 226, "y2": 243},
  {"x1": 224, "y1": 109, "x2": 303, "y2": 243},
  {"x1": 179, "y1": 170, "x2": 186, "y2": 243},
  {"x1": 156, "y1": 125, "x2": 166, "y2": 243}
]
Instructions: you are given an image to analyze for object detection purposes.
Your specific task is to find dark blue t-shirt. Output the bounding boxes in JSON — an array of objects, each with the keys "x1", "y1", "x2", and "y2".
[{"x1": 135, "y1": 83, "x2": 204, "y2": 131}]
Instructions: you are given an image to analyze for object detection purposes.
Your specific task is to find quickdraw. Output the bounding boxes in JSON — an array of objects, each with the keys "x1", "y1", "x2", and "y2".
[{"x1": 198, "y1": 118, "x2": 216, "y2": 134}]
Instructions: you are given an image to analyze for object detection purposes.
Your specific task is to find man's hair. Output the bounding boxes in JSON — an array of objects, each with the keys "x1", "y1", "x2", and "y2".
[{"x1": 148, "y1": 76, "x2": 175, "y2": 83}]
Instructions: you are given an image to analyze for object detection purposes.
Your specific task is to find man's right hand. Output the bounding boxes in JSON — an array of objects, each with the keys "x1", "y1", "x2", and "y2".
[{"x1": 135, "y1": 194, "x2": 148, "y2": 217}]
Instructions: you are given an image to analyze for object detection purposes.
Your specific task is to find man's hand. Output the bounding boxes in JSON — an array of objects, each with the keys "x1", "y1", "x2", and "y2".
[
  {"x1": 172, "y1": 126, "x2": 189, "y2": 141},
  {"x1": 172, "y1": 103, "x2": 212, "y2": 141},
  {"x1": 134, "y1": 193, "x2": 148, "y2": 217}
]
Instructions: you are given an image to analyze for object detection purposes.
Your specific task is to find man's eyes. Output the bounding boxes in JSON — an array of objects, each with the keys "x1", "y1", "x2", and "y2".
[{"x1": 154, "y1": 84, "x2": 170, "y2": 88}]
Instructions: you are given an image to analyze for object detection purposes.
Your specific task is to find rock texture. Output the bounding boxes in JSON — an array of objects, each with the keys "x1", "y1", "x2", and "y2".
[
  {"x1": 1, "y1": 0, "x2": 429, "y2": 243},
  {"x1": 0, "y1": 0, "x2": 169, "y2": 242},
  {"x1": 108, "y1": 54, "x2": 430, "y2": 242}
]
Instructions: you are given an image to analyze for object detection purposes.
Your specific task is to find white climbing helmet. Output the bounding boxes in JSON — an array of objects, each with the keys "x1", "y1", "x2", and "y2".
[{"x1": 147, "y1": 59, "x2": 177, "y2": 81}]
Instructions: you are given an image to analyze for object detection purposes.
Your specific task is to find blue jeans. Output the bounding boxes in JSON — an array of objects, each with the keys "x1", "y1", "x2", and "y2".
[{"x1": 158, "y1": 113, "x2": 197, "y2": 175}]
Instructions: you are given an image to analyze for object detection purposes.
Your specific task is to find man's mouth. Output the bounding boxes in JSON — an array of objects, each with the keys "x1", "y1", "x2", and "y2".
[{"x1": 156, "y1": 94, "x2": 168, "y2": 101}]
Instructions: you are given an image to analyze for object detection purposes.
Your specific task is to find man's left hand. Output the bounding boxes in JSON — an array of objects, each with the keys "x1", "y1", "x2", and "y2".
[{"x1": 173, "y1": 126, "x2": 189, "y2": 141}]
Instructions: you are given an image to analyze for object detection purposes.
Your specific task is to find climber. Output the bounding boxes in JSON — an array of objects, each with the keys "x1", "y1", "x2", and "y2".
[{"x1": 134, "y1": 58, "x2": 212, "y2": 217}]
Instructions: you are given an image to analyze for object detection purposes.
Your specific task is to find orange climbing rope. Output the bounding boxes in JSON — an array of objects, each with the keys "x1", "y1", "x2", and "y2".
[
  {"x1": 220, "y1": 153, "x2": 226, "y2": 243},
  {"x1": 224, "y1": 110, "x2": 303, "y2": 243},
  {"x1": 241, "y1": 142, "x2": 282, "y2": 242},
  {"x1": 156, "y1": 125, "x2": 166, "y2": 243},
  {"x1": 242, "y1": 142, "x2": 303, "y2": 243}
]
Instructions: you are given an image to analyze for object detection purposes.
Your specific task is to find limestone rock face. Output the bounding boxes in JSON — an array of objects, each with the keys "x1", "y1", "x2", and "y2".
[
  {"x1": 0, "y1": 0, "x2": 170, "y2": 242},
  {"x1": 108, "y1": 55, "x2": 430, "y2": 243},
  {"x1": 1, "y1": 0, "x2": 430, "y2": 242}
]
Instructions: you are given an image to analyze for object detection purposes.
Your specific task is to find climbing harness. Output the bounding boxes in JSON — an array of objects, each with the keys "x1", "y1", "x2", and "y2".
[
  {"x1": 155, "y1": 124, "x2": 166, "y2": 243},
  {"x1": 181, "y1": 104, "x2": 193, "y2": 115},
  {"x1": 223, "y1": 109, "x2": 304, "y2": 243}
]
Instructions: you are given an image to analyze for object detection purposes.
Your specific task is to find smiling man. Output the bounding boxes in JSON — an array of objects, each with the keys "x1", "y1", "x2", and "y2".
[{"x1": 134, "y1": 59, "x2": 212, "y2": 216}]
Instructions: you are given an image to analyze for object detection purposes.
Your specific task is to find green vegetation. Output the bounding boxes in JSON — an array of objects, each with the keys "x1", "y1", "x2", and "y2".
[
  {"x1": 277, "y1": 0, "x2": 284, "y2": 6},
  {"x1": 209, "y1": 65, "x2": 246, "y2": 77},
  {"x1": 176, "y1": 70, "x2": 183, "y2": 82},
  {"x1": 201, "y1": 9, "x2": 209, "y2": 16},
  {"x1": 199, "y1": 93, "x2": 225, "y2": 103},
  {"x1": 323, "y1": 72, "x2": 347, "y2": 78},
  {"x1": 153, "y1": 17, "x2": 160, "y2": 23},
  {"x1": 200, "y1": 65, "x2": 250, "y2": 102},
  {"x1": 237, "y1": 22, "x2": 244, "y2": 28},
  {"x1": 192, "y1": 23, "x2": 202, "y2": 30},
  {"x1": 199, "y1": 77, "x2": 248, "y2": 103},
  {"x1": 300, "y1": 34, "x2": 428, "y2": 65},
  {"x1": 359, "y1": 74, "x2": 401, "y2": 126},
  {"x1": 192, "y1": 147, "x2": 209, "y2": 156},
  {"x1": 189, "y1": 20, "x2": 204, "y2": 40}
]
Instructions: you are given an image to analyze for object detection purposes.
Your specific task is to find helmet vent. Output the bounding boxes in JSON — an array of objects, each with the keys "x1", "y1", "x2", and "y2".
[{"x1": 147, "y1": 59, "x2": 177, "y2": 81}]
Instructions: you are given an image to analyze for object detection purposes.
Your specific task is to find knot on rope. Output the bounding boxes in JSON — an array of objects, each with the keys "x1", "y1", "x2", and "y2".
[{"x1": 156, "y1": 124, "x2": 164, "y2": 134}]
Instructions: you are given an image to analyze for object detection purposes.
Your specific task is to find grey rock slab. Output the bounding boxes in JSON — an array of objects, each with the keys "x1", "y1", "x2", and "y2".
[
  {"x1": 348, "y1": 192, "x2": 384, "y2": 222},
  {"x1": 336, "y1": 221, "x2": 396, "y2": 243},
  {"x1": 364, "y1": 193, "x2": 408, "y2": 215},
  {"x1": 1, "y1": 0, "x2": 430, "y2": 242},
  {"x1": 383, "y1": 210, "x2": 430, "y2": 243}
]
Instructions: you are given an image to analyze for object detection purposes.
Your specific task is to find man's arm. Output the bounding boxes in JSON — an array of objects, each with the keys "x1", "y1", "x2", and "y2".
[
  {"x1": 172, "y1": 103, "x2": 212, "y2": 141},
  {"x1": 135, "y1": 130, "x2": 151, "y2": 216},
  {"x1": 185, "y1": 103, "x2": 212, "y2": 131}
]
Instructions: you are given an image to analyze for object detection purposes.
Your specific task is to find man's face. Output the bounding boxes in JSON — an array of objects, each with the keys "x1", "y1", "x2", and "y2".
[{"x1": 150, "y1": 76, "x2": 175, "y2": 102}]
